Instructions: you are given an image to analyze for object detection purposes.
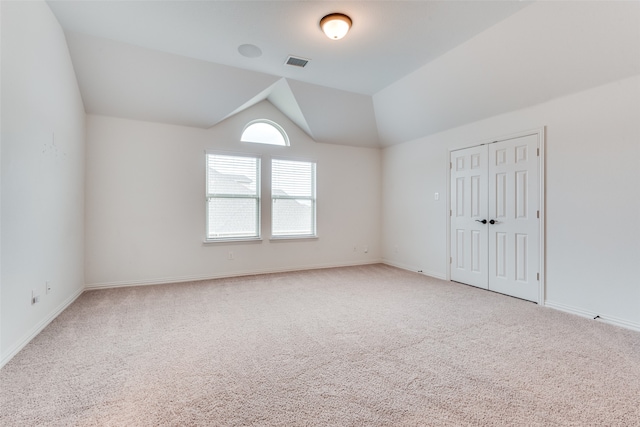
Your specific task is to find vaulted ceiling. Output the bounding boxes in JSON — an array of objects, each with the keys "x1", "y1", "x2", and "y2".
[
  {"x1": 47, "y1": 1, "x2": 640, "y2": 148},
  {"x1": 47, "y1": 1, "x2": 529, "y2": 147}
]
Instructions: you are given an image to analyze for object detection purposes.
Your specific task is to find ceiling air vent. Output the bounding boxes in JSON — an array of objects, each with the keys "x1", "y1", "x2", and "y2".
[{"x1": 285, "y1": 56, "x2": 310, "y2": 68}]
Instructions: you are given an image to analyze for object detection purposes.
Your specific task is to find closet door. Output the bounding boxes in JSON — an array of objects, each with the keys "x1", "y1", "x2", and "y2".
[
  {"x1": 450, "y1": 145, "x2": 489, "y2": 289},
  {"x1": 450, "y1": 134, "x2": 540, "y2": 302},
  {"x1": 487, "y1": 135, "x2": 540, "y2": 302}
]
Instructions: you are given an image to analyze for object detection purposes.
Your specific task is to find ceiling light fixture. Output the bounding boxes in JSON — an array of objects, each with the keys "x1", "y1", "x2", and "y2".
[{"x1": 320, "y1": 13, "x2": 352, "y2": 40}]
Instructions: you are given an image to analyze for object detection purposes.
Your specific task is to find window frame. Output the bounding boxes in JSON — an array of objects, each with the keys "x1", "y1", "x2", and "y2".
[
  {"x1": 205, "y1": 151, "x2": 262, "y2": 242},
  {"x1": 270, "y1": 158, "x2": 317, "y2": 239}
]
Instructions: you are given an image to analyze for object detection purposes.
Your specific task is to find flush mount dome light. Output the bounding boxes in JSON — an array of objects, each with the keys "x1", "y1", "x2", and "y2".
[{"x1": 320, "y1": 13, "x2": 352, "y2": 40}]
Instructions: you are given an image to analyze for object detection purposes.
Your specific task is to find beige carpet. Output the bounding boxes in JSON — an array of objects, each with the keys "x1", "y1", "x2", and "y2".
[{"x1": 1, "y1": 264, "x2": 639, "y2": 426}]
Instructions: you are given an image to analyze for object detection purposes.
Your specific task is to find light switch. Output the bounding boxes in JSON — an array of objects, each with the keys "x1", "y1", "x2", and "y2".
[{"x1": 434, "y1": 192, "x2": 439, "y2": 201}]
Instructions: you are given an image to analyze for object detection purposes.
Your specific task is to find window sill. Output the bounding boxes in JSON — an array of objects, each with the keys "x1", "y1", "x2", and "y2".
[
  {"x1": 269, "y1": 235, "x2": 318, "y2": 242},
  {"x1": 203, "y1": 237, "x2": 263, "y2": 245}
]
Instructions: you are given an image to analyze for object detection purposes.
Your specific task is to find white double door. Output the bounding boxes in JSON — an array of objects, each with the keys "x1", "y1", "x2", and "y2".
[{"x1": 450, "y1": 134, "x2": 540, "y2": 302}]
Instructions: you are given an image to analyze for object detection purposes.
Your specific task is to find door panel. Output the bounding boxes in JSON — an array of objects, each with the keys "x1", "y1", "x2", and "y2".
[
  {"x1": 487, "y1": 135, "x2": 539, "y2": 302},
  {"x1": 450, "y1": 145, "x2": 488, "y2": 289}
]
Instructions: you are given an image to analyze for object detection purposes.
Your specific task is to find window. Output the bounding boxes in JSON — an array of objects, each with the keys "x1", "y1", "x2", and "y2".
[
  {"x1": 241, "y1": 120, "x2": 289, "y2": 146},
  {"x1": 272, "y1": 159, "x2": 316, "y2": 238},
  {"x1": 206, "y1": 153, "x2": 260, "y2": 241}
]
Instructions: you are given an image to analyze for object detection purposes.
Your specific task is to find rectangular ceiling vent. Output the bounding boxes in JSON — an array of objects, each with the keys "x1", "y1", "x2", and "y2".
[{"x1": 285, "y1": 56, "x2": 310, "y2": 68}]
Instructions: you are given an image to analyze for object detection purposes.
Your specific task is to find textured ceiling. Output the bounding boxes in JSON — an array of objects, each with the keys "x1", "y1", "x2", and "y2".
[
  {"x1": 47, "y1": 0, "x2": 530, "y2": 147},
  {"x1": 48, "y1": 1, "x2": 530, "y2": 95},
  {"x1": 46, "y1": 1, "x2": 640, "y2": 148}
]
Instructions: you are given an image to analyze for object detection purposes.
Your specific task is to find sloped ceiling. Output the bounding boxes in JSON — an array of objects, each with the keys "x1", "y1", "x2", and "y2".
[
  {"x1": 47, "y1": 1, "x2": 639, "y2": 148},
  {"x1": 216, "y1": 76, "x2": 380, "y2": 146},
  {"x1": 374, "y1": 1, "x2": 640, "y2": 145},
  {"x1": 65, "y1": 32, "x2": 282, "y2": 129},
  {"x1": 47, "y1": 0, "x2": 531, "y2": 148}
]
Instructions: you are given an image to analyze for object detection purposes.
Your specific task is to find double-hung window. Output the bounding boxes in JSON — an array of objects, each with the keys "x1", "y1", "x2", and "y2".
[
  {"x1": 271, "y1": 159, "x2": 317, "y2": 238},
  {"x1": 206, "y1": 153, "x2": 260, "y2": 241}
]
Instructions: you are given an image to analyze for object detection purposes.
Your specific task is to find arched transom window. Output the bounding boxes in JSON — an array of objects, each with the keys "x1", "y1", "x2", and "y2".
[{"x1": 241, "y1": 119, "x2": 289, "y2": 146}]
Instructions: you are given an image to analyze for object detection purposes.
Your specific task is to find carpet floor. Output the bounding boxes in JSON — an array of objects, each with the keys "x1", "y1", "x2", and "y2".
[{"x1": 1, "y1": 264, "x2": 639, "y2": 426}]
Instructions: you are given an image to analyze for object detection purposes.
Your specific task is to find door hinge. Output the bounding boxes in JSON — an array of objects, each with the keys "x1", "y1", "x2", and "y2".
[
  {"x1": 537, "y1": 210, "x2": 540, "y2": 219},
  {"x1": 450, "y1": 209, "x2": 452, "y2": 216},
  {"x1": 537, "y1": 273, "x2": 540, "y2": 281},
  {"x1": 450, "y1": 162, "x2": 452, "y2": 169},
  {"x1": 537, "y1": 148, "x2": 540, "y2": 156},
  {"x1": 450, "y1": 257, "x2": 452, "y2": 264}
]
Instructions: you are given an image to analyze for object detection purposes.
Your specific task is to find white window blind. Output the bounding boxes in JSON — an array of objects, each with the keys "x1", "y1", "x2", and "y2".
[
  {"x1": 272, "y1": 159, "x2": 316, "y2": 237},
  {"x1": 206, "y1": 154, "x2": 260, "y2": 240}
]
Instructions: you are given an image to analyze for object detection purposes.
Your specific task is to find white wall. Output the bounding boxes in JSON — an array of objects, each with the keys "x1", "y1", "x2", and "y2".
[
  {"x1": 85, "y1": 101, "x2": 381, "y2": 287},
  {"x1": 1, "y1": 1, "x2": 86, "y2": 366},
  {"x1": 382, "y1": 75, "x2": 640, "y2": 329}
]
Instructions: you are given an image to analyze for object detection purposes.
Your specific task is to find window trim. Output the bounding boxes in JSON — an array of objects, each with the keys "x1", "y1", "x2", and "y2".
[
  {"x1": 269, "y1": 235, "x2": 318, "y2": 242},
  {"x1": 205, "y1": 151, "x2": 262, "y2": 243}
]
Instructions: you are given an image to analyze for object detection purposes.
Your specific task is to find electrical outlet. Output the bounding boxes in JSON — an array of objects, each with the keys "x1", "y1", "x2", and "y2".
[
  {"x1": 227, "y1": 251, "x2": 234, "y2": 260},
  {"x1": 46, "y1": 281, "x2": 52, "y2": 294},
  {"x1": 31, "y1": 290, "x2": 40, "y2": 305}
]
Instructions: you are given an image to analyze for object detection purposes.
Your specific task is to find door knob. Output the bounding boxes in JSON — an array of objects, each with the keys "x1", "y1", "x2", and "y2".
[
  {"x1": 475, "y1": 219, "x2": 487, "y2": 224},
  {"x1": 489, "y1": 219, "x2": 499, "y2": 224}
]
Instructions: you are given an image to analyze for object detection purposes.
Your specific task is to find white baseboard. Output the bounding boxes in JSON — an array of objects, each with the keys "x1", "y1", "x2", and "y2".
[
  {"x1": 381, "y1": 259, "x2": 447, "y2": 280},
  {"x1": 381, "y1": 259, "x2": 419, "y2": 273},
  {"x1": 544, "y1": 300, "x2": 640, "y2": 332},
  {"x1": 0, "y1": 286, "x2": 84, "y2": 370},
  {"x1": 85, "y1": 259, "x2": 383, "y2": 290},
  {"x1": 420, "y1": 270, "x2": 447, "y2": 280}
]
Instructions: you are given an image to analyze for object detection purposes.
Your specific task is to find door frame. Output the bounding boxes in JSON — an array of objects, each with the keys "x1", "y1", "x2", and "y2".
[{"x1": 446, "y1": 127, "x2": 546, "y2": 305}]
